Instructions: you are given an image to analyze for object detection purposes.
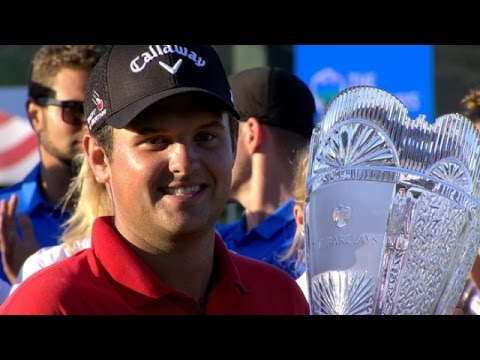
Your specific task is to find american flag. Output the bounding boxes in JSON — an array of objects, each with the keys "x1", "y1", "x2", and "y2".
[{"x1": 0, "y1": 111, "x2": 39, "y2": 186}]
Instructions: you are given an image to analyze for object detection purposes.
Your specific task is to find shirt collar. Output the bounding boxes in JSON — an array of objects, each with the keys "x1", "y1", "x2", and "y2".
[
  {"x1": 250, "y1": 198, "x2": 295, "y2": 240},
  {"x1": 92, "y1": 217, "x2": 250, "y2": 310},
  {"x1": 16, "y1": 164, "x2": 59, "y2": 213}
]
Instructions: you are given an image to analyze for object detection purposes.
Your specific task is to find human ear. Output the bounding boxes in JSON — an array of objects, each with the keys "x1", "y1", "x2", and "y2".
[
  {"x1": 26, "y1": 99, "x2": 43, "y2": 133},
  {"x1": 293, "y1": 204, "x2": 304, "y2": 230},
  {"x1": 244, "y1": 117, "x2": 264, "y2": 154},
  {"x1": 83, "y1": 134, "x2": 110, "y2": 183}
]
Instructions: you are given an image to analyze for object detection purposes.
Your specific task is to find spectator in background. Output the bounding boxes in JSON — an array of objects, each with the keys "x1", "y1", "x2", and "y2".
[
  {"x1": 282, "y1": 145, "x2": 309, "y2": 297},
  {"x1": 458, "y1": 88, "x2": 480, "y2": 314},
  {"x1": 216, "y1": 67, "x2": 315, "y2": 279},
  {"x1": 8, "y1": 153, "x2": 112, "y2": 297},
  {"x1": 0, "y1": 45, "x2": 104, "y2": 284},
  {"x1": 461, "y1": 88, "x2": 480, "y2": 132},
  {"x1": 0, "y1": 45, "x2": 308, "y2": 314}
]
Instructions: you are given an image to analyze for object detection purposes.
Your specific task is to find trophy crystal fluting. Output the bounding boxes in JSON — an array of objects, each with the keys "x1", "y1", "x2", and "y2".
[{"x1": 305, "y1": 86, "x2": 480, "y2": 315}]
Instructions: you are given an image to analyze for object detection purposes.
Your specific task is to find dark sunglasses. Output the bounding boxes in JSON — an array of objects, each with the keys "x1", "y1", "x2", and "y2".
[{"x1": 36, "y1": 97, "x2": 85, "y2": 126}]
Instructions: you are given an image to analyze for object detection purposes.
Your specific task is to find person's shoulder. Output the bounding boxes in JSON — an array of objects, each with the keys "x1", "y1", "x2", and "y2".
[
  {"x1": 230, "y1": 251, "x2": 297, "y2": 284},
  {"x1": 216, "y1": 219, "x2": 241, "y2": 234},
  {"x1": 23, "y1": 247, "x2": 90, "y2": 285},
  {"x1": 34, "y1": 243, "x2": 68, "y2": 263},
  {"x1": 19, "y1": 244, "x2": 69, "y2": 280},
  {"x1": 0, "y1": 181, "x2": 23, "y2": 199},
  {"x1": 1, "y1": 249, "x2": 93, "y2": 314},
  {"x1": 229, "y1": 251, "x2": 309, "y2": 313},
  {"x1": 0, "y1": 165, "x2": 39, "y2": 200}
]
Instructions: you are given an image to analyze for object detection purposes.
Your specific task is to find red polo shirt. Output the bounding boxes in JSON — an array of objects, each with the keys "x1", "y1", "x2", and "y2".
[{"x1": 0, "y1": 217, "x2": 309, "y2": 315}]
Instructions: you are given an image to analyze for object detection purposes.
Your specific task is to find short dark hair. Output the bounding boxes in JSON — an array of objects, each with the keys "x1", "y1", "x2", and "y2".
[
  {"x1": 28, "y1": 45, "x2": 104, "y2": 99},
  {"x1": 229, "y1": 67, "x2": 316, "y2": 139}
]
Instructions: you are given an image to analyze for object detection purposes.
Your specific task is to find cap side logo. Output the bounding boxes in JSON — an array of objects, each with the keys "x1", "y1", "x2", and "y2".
[
  {"x1": 87, "y1": 90, "x2": 107, "y2": 129},
  {"x1": 158, "y1": 59, "x2": 183, "y2": 75},
  {"x1": 93, "y1": 90, "x2": 104, "y2": 111},
  {"x1": 130, "y1": 45, "x2": 206, "y2": 74}
]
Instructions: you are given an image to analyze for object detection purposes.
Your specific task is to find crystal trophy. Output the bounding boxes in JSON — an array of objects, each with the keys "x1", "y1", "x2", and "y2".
[{"x1": 305, "y1": 86, "x2": 480, "y2": 315}]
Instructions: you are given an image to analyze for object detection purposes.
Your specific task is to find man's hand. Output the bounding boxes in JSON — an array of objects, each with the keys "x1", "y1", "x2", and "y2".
[{"x1": 0, "y1": 194, "x2": 39, "y2": 284}]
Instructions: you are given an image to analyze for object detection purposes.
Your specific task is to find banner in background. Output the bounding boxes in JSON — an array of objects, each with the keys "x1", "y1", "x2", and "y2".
[
  {"x1": 294, "y1": 45, "x2": 433, "y2": 123},
  {"x1": 0, "y1": 87, "x2": 39, "y2": 186}
]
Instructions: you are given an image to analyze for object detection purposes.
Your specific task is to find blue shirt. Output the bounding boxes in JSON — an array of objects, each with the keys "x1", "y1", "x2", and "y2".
[
  {"x1": 0, "y1": 164, "x2": 71, "y2": 282},
  {"x1": 216, "y1": 199, "x2": 304, "y2": 279}
]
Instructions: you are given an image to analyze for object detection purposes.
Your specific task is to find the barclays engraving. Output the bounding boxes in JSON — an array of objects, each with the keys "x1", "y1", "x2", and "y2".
[{"x1": 316, "y1": 233, "x2": 382, "y2": 249}]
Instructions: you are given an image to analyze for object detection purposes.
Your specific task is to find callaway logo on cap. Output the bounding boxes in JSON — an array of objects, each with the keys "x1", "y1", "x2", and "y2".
[{"x1": 85, "y1": 44, "x2": 239, "y2": 132}]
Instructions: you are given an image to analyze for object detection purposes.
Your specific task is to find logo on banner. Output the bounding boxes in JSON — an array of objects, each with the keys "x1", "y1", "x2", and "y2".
[
  {"x1": 310, "y1": 68, "x2": 376, "y2": 115},
  {"x1": 310, "y1": 67, "x2": 421, "y2": 117}
]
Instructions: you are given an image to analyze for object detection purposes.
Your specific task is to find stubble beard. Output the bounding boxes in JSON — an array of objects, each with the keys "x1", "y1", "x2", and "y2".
[{"x1": 38, "y1": 127, "x2": 80, "y2": 168}]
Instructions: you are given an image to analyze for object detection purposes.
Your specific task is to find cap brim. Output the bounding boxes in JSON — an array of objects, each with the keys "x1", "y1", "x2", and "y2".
[{"x1": 106, "y1": 87, "x2": 240, "y2": 129}]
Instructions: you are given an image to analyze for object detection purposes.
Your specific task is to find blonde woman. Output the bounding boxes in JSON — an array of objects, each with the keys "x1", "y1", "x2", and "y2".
[
  {"x1": 283, "y1": 146, "x2": 309, "y2": 298},
  {"x1": 10, "y1": 154, "x2": 112, "y2": 295}
]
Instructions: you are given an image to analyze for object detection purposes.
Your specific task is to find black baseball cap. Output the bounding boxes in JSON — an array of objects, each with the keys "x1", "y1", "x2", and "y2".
[
  {"x1": 228, "y1": 67, "x2": 316, "y2": 139},
  {"x1": 85, "y1": 45, "x2": 239, "y2": 132}
]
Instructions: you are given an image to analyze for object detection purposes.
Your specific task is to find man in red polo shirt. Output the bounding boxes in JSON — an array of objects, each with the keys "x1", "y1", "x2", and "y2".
[{"x1": 0, "y1": 45, "x2": 309, "y2": 315}]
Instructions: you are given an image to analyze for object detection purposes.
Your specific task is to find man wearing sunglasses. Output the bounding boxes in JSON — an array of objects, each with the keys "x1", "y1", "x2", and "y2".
[{"x1": 0, "y1": 45, "x2": 104, "y2": 286}]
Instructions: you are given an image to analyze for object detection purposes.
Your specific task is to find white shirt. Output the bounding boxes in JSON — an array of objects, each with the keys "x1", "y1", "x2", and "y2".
[
  {"x1": 296, "y1": 271, "x2": 308, "y2": 302},
  {"x1": 9, "y1": 239, "x2": 91, "y2": 296}
]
